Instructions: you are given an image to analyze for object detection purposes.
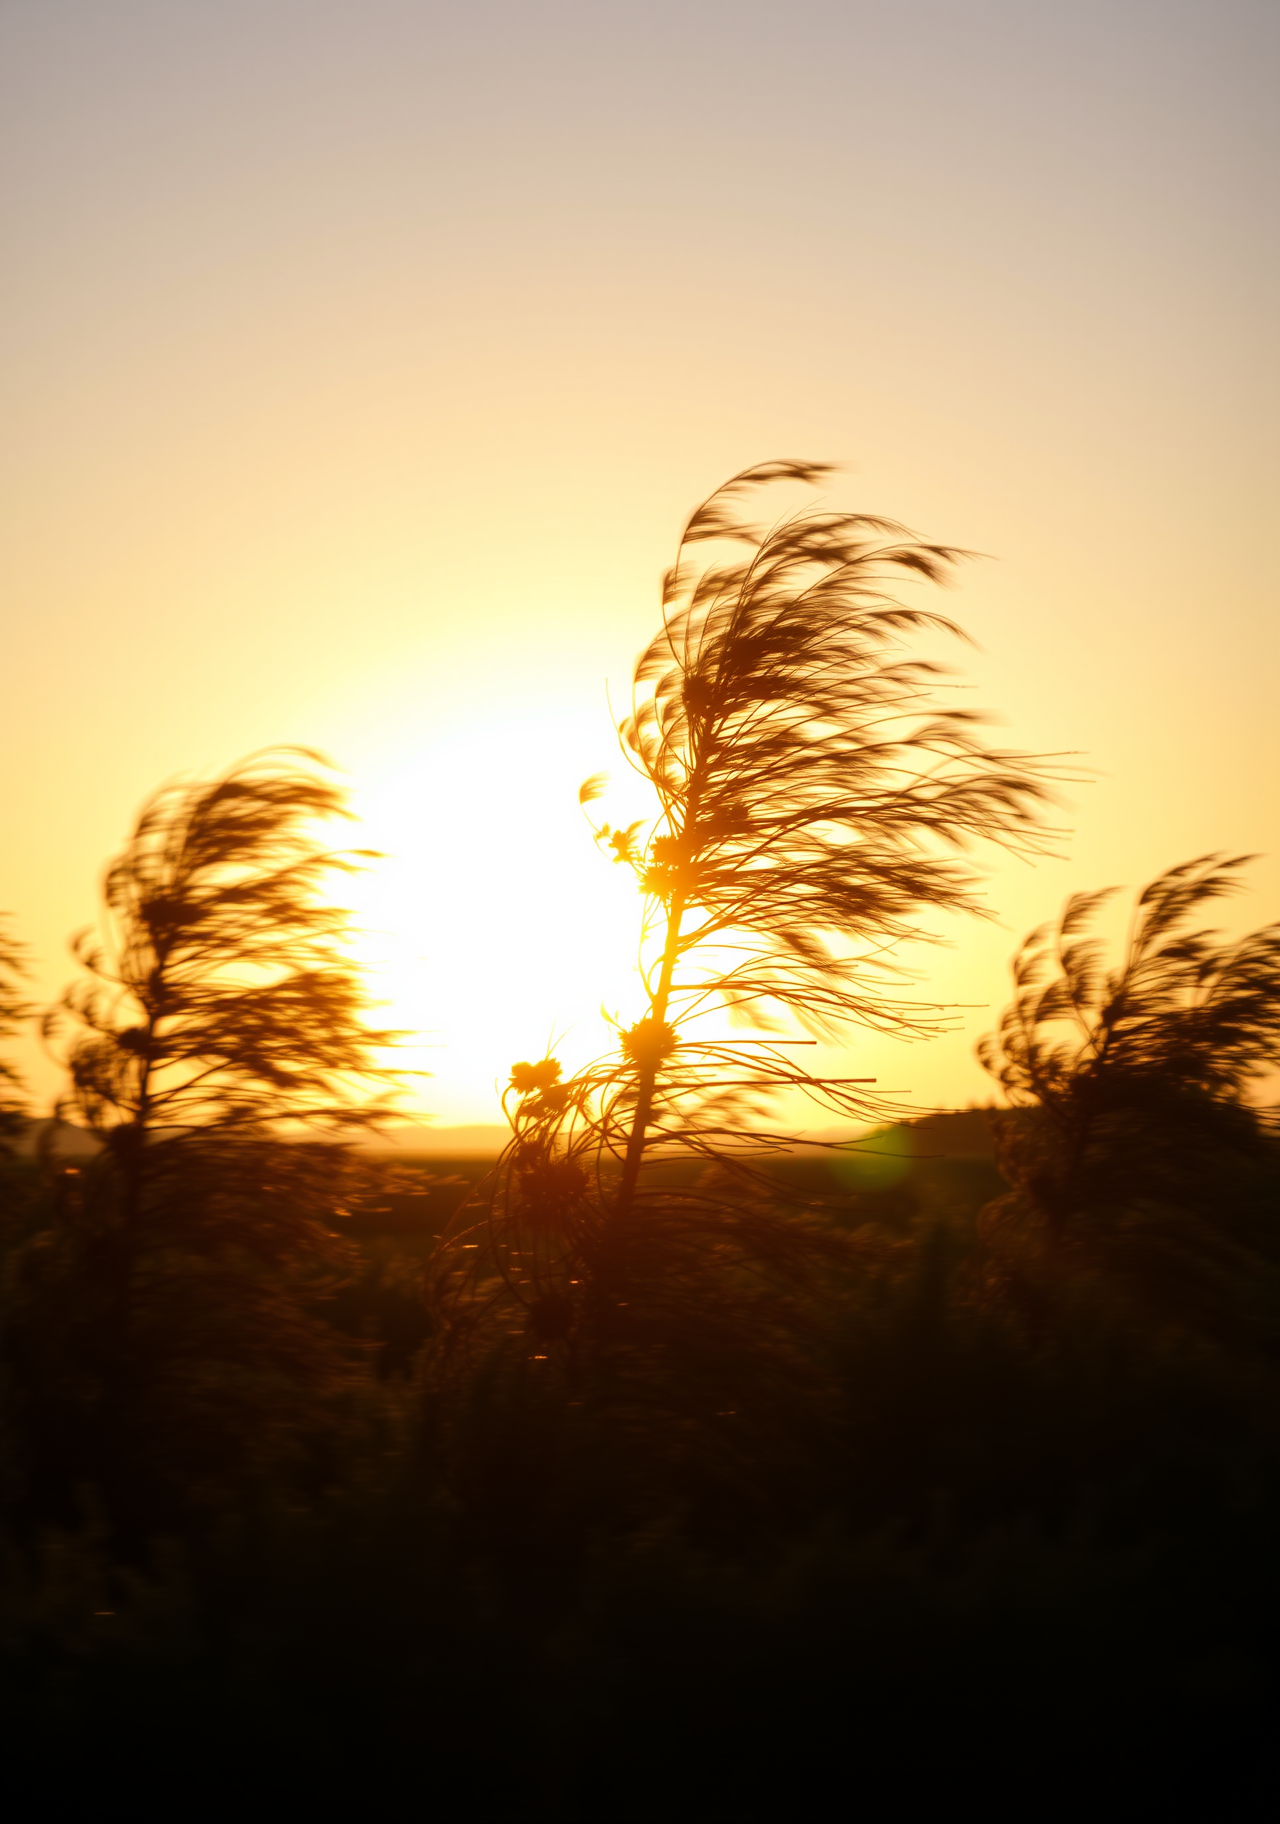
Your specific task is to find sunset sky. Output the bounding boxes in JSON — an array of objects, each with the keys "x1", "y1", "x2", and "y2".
[{"x1": 2, "y1": 0, "x2": 1277, "y2": 1130}]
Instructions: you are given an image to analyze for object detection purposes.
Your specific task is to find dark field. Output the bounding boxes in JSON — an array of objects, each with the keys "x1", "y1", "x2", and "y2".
[{"x1": 4, "y1": 1122, "x2": 1276, "y2": 1818}]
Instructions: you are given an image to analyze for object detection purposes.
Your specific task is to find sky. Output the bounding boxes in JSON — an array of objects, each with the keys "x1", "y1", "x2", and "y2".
[{"x1": 2, "y1": 0, "x2": 1277, "y2": 1130}]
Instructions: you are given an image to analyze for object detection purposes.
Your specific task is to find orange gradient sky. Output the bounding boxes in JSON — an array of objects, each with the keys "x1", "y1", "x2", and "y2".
[{"x1": 2, "y1": 0, "x2": 1277, "y2": 1129}]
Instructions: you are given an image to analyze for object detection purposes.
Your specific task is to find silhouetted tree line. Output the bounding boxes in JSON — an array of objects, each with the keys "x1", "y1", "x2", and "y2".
[{"x1": 2, "y1": 470, "x2": 1277, "y2": 1816}]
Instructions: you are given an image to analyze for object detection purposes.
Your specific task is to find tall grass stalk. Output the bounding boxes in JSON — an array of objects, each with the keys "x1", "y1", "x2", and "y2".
[{"x1": 436, "y1": 463, "x2": 1061, "y2": 1363}]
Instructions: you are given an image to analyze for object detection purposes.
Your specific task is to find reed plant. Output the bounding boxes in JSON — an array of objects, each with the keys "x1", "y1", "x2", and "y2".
[
  {"x1": 432, "y1": 463, "x2": 1061, "y2": 1417},
  {"x1": 5, "y1": 752, "x2": 405, "y2": 1540},
  {"x1": 978, "y1": 854, "x2": 1280, "y2": 1342},
  {"x1": 0, "y1": 916, "x2": 28, "y2": 1150}
]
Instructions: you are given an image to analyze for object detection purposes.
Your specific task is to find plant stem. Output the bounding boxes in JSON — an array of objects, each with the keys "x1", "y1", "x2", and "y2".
[{"x1": 615, "y1": 887, "x2": 685, "y2": 1220}]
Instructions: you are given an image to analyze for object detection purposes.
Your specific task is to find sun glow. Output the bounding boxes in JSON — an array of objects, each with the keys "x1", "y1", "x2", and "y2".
[
  {"x1": 344, "y1": 712, "x2": 658, "y2": 1129},
  {"x1": 339, "y1": 706, "x2": 975, "y2": 1141}
]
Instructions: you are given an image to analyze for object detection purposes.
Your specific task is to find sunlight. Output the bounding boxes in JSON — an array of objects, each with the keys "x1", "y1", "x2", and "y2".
[
  {"x1": 338, "y1": 706, "x2": 978, "y2": 1138},
  {"x1": 345, "y1": 711, "x2": 656, "y2": 1126}
]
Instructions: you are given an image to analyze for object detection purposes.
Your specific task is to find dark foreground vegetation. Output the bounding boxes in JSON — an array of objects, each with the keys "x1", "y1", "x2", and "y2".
[
  {"x1": 3, "y1": 1127, "x2": 1277, "y2": 1816},
  {"x1": 2, "y1": 468, "x2": 1278, "y2": 1816}
]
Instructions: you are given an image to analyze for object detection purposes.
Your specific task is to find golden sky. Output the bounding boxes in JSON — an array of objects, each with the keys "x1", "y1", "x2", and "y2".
[{"x1": 2, "y1": 0, "x2": 1277, "y2": 1128}]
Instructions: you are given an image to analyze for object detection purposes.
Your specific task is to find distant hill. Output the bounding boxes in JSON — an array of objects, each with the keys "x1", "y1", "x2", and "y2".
[
  {"x1": 369, "y1": 1114, "x2": 999, "y2": 1161},
  {"x1": 6, "y1": 1117, "x2": 510, "y2": 1161},
  {"x1": 903, "y1": 1108, "x2": 997, "y2": 1159},
  {"x1": 798, "y1": 1107, "x2": 997, "y2": 1160},
  {"x1": 9, "y1": 1118, "x2": 102, "y2": 1161},
  {"x1": 364, "y1": 1122, "x2": 509, "y2": 1157},
  {"x1": 7, "y1": 1112, "x2": 997, "y2": 1164}
]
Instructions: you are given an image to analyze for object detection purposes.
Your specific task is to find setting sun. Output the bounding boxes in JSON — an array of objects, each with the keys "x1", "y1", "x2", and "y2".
[{"x1": 346, "y1": 711, "x2": 657, "y2": 1127}]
